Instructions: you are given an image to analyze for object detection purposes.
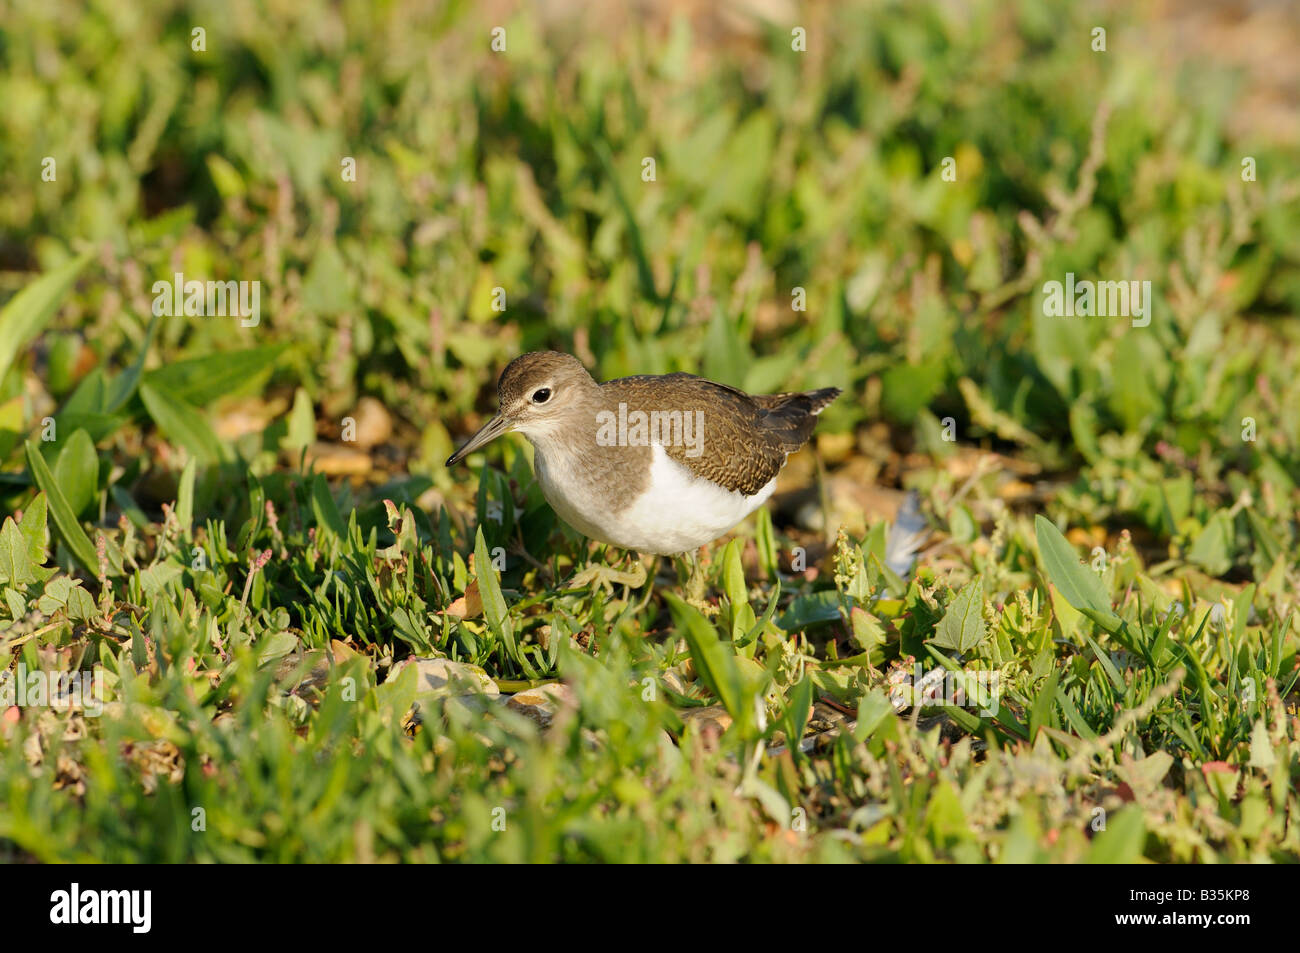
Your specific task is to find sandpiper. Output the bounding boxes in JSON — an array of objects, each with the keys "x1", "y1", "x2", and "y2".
[{"x1": 446, "y1": 351, "x2": 839, "y2": 562}]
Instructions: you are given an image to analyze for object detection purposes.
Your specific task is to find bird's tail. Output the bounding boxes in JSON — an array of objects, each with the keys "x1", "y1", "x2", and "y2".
[
  {"x1": 801, "y1": 387, "x2": 841, "y2": 415},
  {"x1": 753, "y1": 387, "x2": 842, "y2": 451}
]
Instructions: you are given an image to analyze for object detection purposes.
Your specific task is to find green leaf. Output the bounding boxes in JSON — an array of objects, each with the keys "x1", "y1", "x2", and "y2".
[
  {"x1": 103, "y1": 311, "x2": 161, "y2": 413},
  {"x1": 853, "y1": 690, "x2": 897, "y2": 741},
  {"x1": 256, "y1": 630, "x2": 300, "y2": 667},
  {"x1": 61, "y1": 367, "x2": 107, "y2": 416},
  {"x1": 282, "y1": 387, "x2": 316, "y2": 453},
  {"x1": 1085, "y1": 634, "x2": 1127, "y2": 694},
  {"x1": 721, "y1": 539, "x2": 746, "y2": 609},
  {"x1": 1187, "y1": 511, "x2": 1233, "y2": 576},
  {"x1": 52, "y1": 429, "x2": 98, "y2": 518},
  {"x1": 66, "y1": 584, "x2": 96, "y2": 620},
  {"x1": 1247, "y1": 718, "x2": 1276, "y2": 770},
  {"x1": 0, "y1": 394, "x2": 23, "y2": 460},
  {"x1": 737, "y1": 579, "x2": 780, "y2": 649},
  {"x1": 1029, "y1": 667, "x2": 1060, "y2": 741},
  {"x1": 175, "y1": 457, "x2": 197, "y2": 534},
  {"x1": 138, "y1": 562, "x2": 184, "y2": 596},
  {"x1": 754, "y1": 506, "x2": 779, "y2": 581},
  {"x1": 777, "y1": 590, "x2": 842, "y2": 631},
  {"x1": 780, "y1": 674, "x2": 815, "y2": 750},
  {"x1": 18, "y1": 492, "x2": 48, "y2": 566},
  {"x1": 1085, "y1": 806, "x2": 1146, "y2": 863},
  {"x1": 48, "y1": 413, "x2": 127, "y2": 446},
  {"x1": 926, "y1": 645, "x2": 1029, "y2": 740},
  {"x1": 0, "y1": 518, "x2": 37, "y2": 586},
  {"x1": 665, "y1": 592, "x2": 746, "y2": 731},
  {"x1": 206, "y1": 154, "x2": 247, "y2": 200},
  {"x1": 5, "y1": 586, "x2": 26, "y2": 618},
  {"x1": 1035, "y1": 516, "x2": 1117, "y2": 621},
  {"x1": 0, "y1": 253, "x2": 91, "y2": 383},
  {"x1": 140, "y1": 344, "x2": 285, "y2": 407},
  {"x1": 1055, "y1": 683, "x2": 1098, "y2": 740},
  {"x1": 474, "y1": 526, "x2": 522, "y2": 671},
  {"x1": 300, "y1": 244, "x2": 355, "y2": 316},
  {"x1": 310, "y1": 474, "x2": 346, "y2": 539},
  {"x1": 24, "y1": 440, "x2": 99, "y2": 574},
  {"x1": 139, "y1": 382, "x2": 225, "y2": 465},
  {"x1": 931, "y1": 578, "x2": 987, "y2": 653},
  {"x1": 720, "y1": 539, "x2": 755, "y2": 641}
]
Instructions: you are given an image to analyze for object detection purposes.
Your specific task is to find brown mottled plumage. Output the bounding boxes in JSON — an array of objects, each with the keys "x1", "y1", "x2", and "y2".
[{"x1": 602, "y1": 373, "x2": 839, "y2": 494}]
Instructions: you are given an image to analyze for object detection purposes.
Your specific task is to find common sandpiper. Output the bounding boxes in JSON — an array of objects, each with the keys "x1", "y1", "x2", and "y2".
[{"x1": 447, "y1": 351, "x2": 839, "y2": 586}]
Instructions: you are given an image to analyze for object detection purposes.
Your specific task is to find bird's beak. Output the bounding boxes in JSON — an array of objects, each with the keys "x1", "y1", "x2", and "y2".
[{"x1": 446, "y1": 414, "x2": 511, "y2": 466}]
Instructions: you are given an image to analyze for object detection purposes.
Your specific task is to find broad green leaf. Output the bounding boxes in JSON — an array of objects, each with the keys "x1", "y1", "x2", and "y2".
[
  {"x1": 1187, "y1": 511, "x2": 1233, "y2": 576},
  {"x1": 1034, "y1": 516, "x2": 1116, "y2": 621},
  {"x1": 138, "y1": 562, "x2": 184, "y2": 596},
  {"x1": 52, "y1": 428, "x2": 98, "y2": 518},
  {"x1": 141, "y1": 344, "x2": 285, "y2": 407},
  {"x1": 777, "y1": 590, "x2": 842, "y2": 631},
  {"x1": 66, "y1": 584, "x2": 96, "y2": 620},
  {"x1": 47, "y1": 413, "x2": 127, "y2": 446},
  {"x1": 853, "y1": 689, "x2": 896, "y2": 741},
  {"x1": 25, "y1": 440, "x2": 98, "y2": 574},
  {"x1": 665, "y1": 592, "x2": 746, "y2": 732},
  {"x1": 282, "y1": 387, "x2": 315, "y2": 453},
  {"x1": 61, "y1": 367, "x2": 107, "y2": 416},
  {"x1": 139, "y1": 382, "x2": 224, "y2": 465},
  {"x1": 0, "y1": 253, "x2": 91, "y2": 383},
  {"x1": 931, "y1": 578, "x2": 987, "y2": 653},
  {"x1": 0, "y1": 518, "x2": 36, "y2": 586},
  {"x1": 310, "y1": 473, "x2": 346, "y2": 539},
  {"x1": 256, "y1": 630, "x2": 300, "y2": 666},
  {"x1": 721, "y1": 539, "x2": 746, "y2": 609},
  {"x1": 18, "y1": 492, "x2": 48, "y2": 565}
]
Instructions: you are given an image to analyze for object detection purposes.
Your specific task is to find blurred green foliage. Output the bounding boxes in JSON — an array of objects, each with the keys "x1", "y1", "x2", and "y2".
[{"x1": 0, "y1": 0, "x2": 1298, "y2": 862}]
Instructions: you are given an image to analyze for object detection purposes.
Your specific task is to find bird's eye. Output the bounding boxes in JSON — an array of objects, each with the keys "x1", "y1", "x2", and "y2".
[{"x1": 531, "y1": 387, "x2": 552, "y2": 404}]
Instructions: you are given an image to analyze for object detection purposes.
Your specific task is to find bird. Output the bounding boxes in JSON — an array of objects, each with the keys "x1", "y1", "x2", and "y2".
[{"x1": 446, "y1": 351, "x2": 839, "y2": 571}]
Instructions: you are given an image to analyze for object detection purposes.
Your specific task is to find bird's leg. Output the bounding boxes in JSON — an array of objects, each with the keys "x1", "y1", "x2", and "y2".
[
  {"x1": 683, "y1": 545, "x2": 716, "y2": 615},
  {"x1": 568, "y1": 546, "x2": 648, "y2": 595}
]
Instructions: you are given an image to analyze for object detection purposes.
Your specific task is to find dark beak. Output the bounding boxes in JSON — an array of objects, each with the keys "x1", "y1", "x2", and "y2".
[{"x1": 446, "y1": 414, "x2": 511, "y2": 466}]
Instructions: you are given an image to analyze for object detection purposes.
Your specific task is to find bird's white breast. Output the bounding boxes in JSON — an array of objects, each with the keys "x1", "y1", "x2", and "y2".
[{"x1": 534, "y1": 442, "x2": 775, "y2": 556}]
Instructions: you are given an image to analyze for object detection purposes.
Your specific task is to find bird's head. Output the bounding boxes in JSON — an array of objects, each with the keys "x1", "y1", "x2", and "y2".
[{"x1": 446, "y1": 351, "x2": 598, "y2": 465}]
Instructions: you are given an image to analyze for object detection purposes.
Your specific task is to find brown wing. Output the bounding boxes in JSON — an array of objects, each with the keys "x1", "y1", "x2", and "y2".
[{"x1": 603, "y1": 373, "x2": 840, "y2": 495}]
